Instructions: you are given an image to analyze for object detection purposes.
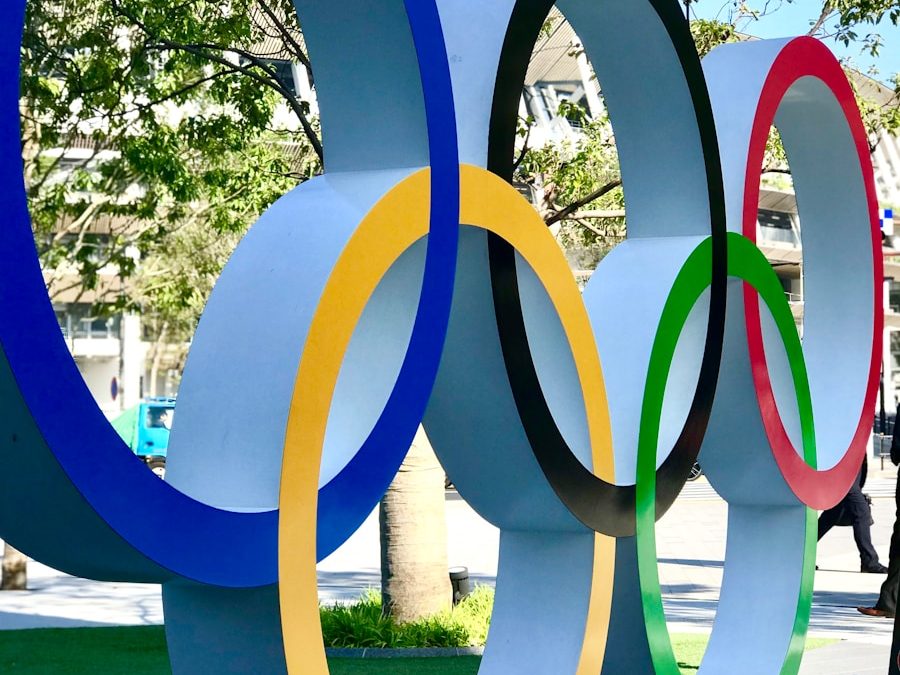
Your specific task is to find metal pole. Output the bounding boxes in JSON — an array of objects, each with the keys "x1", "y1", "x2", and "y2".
[{"x1": 684, "y1": 0, "x2": 691, "y2": 22}]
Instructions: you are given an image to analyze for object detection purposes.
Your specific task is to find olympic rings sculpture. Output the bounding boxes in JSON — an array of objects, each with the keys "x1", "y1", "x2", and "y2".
[{"x1": 0, "y1": 0, "x2": 882, "y2": 674}]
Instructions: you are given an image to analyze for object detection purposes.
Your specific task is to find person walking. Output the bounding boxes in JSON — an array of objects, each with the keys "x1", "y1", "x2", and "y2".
[
  {"x1": 859, "y1": 425, "x2": 900, "y2": 620},
  {"x1": 855, "y1": 422, "x2": 900, "y2": 675},
  {"x1": 818, "y1": 455, "x2": 887, "y2": 574}
]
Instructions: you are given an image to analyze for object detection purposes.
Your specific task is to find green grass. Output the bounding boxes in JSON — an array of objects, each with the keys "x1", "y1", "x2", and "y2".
[
  {"x1": 0, "y1": 626, "x2": 169, "y2": 674},
  {"x1": 0, "y1": 626, "x2": 480, "y2": 674},
  {"x1": 673, "y1": 633, "x2": 706, "y2": 673},
  {"x1": 320, "y1": 587, "x2": 492, "y2": 648},
  {"x1": 0, "y1": 623, "x2": 837, "y2": 673},
  {"x1": 0, "y1": 626, "x2": 481, "y2": 675},
  {"x1": 672, "y1": 633, "x2": 836, "y2": 673}
]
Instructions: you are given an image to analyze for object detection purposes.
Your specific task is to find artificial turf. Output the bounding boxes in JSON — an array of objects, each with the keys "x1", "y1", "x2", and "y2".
[
  {"x1": 0, "y1": 626, "x2": 169, "y2": 674},
  {"x1": 329, "y1": 657, "x2": 481, "y2": 674},
  {"x1": 0, "y1": 625, "x2": 834, "y2": 673}
]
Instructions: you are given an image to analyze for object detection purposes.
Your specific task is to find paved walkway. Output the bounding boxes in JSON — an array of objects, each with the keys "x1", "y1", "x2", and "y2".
[
  {"x1": 0, "y1": 562, "x2": 162, "y2": 630},
  {"x1": 659, "y1": 478, "x2": 896, "y2": 645},
  {"x1": 1, "y1": 462, "x2": 898, "y2": 673},
  {"x1": 798, "y1": 641, "x2": 889, "y2": 675}
]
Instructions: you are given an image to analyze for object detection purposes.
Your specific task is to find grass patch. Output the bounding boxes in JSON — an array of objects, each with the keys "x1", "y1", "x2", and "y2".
[
  {"x1": 671, "y1": 633, "x2": 836, "y2": 673},
  {"x1": 0, "y1": 626, "x2": 480, "y2": 674},
  {"x1": 0, "y1": 619, "x2": 838, "y2": 673},
  {"x1": 672, "y1": 633, "x2": 706, "y2": 672},
  {"x1": 0, "y1": 625, "x2": 169, "y2": 674},
  {"x1": 320, "y1": 587, "x2": 492, "y2": 648}
]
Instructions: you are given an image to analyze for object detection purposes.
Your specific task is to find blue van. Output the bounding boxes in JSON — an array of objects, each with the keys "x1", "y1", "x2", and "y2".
[{"x1": 111, "y1": 397, "x2": 175, "y2": 477}]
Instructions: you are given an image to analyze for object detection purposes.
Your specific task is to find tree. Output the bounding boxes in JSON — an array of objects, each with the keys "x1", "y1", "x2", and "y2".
[
  {"x1": 106, "y1": 1, "x2": 454, "y2": 622},
  {"x1": 135, "y1": 218, "x2": 246, "y2": 392},
  {"x1": 22, "y1": 0, "x2": 318, "y2": 309},
  {"x1": 515, "y1": 106, "x2": 625, "y2": 274},
  {"x1": 379, "y1": 429, "x2": 451, "y2": 622},
  {"x1": 1, "y1": 544, "x2": 27, "y2": 591}
]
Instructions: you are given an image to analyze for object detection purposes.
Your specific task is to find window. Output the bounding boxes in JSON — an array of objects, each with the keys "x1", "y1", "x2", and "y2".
[
  {"x1": 892, "y1": 331, "x2": 900, "y2": 372},
  {"x1": 146, "y1": 407, "x2": 174, "y2": 430},
  {"x1": 57, "y1": 303, "x2": 121, "y2": 339},
  {"x1": 53, "y1": 306, "x2": 69, "y2": 338},
  {"x1": 890, "y1": 279, "x2": 900, "y2": 314},
  {"x1": 757, "y1": 209, "x2": 799, "y2": 246},
  {"x1": 758, "y1": 209, "x2": 793, "y2": 230},
  {"x1": 257, "y1": 59, "x2": 298, "y2": 97},
  {"x1": 56, "y1": 233, "x2": 112, "y2": 265}
]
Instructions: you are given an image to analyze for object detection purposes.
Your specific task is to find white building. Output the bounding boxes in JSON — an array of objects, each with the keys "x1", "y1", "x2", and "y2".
[{"x1": 53, "y1": 299, "x2": 144, "y2": 418}]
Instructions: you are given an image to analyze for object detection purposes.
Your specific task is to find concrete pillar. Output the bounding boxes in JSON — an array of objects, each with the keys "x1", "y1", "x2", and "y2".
[
  {"x1": 880, "y1": 132, "x2": 900, "y2": 205},
  {"x1": 291, "y1": 62, "x2": 318, "y2": 116},
  {"x1": 885, "y1": 279, "x2": 897, "y2": 414},
  {"x1": 574, "y1": 40, "x2": 603, "y2": 119}
]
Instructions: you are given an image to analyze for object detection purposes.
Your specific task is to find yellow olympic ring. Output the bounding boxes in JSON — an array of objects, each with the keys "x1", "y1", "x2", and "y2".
[{"x1": 278, "y1": 164, "x2": 617, "y2": 673}]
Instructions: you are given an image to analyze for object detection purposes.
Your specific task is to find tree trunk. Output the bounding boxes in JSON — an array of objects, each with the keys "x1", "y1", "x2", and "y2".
[
  {"x1": 1, "y1": 542, "x2": 27, "y2": 590},
  {"x1": 380, "y1": 427, "x2": 451, "y2": 622}
]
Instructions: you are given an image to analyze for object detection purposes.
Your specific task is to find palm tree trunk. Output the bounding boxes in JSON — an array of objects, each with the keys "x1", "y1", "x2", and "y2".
[
  {"x1": 1, "y1": 542, "x2": 27, "y2": 590},
  {"x1": 379, "y1": 427, "x2": 450, "y2": 622}
]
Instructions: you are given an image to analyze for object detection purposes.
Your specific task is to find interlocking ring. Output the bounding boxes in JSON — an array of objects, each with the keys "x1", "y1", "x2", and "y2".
[{"x1": 0, "y1": 1, "x2": 880, "y2": 674}]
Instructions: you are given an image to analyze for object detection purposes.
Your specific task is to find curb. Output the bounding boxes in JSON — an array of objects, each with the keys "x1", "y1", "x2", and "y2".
[{"x1": 326, "y1": 647, "x2": 484, "y2": 659}]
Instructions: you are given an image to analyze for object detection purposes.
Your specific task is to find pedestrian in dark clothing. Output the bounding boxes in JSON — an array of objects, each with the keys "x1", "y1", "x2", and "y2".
[
  {"x1": 818, "y1": 456, "x2": 886, "y2": 573},
  {"x1": 860, "y1": 427, "x2": 900, "y2": 621},
  {"x1": 861, "y1": 425, "x2": 900, "y2": 675}
]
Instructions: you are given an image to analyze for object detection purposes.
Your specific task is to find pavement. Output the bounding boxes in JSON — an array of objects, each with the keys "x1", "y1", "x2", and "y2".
[{"x1": 1, "y1": 461, "x2": 899, "y2": 673}]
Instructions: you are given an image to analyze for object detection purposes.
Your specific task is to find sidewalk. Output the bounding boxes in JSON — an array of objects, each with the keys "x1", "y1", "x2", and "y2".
[
  {"x1": 798, "y1": 641, "x2": 889, "y2": 675},
  {"x1": 661, "y1": 473, "x2": 897, "y2": 645},
  {"x1": 664, "y1": 465, "x2": 898, "y2": 674},
  {"x1": 0, "y1": 561, "x2": 161, "y2": 630}
]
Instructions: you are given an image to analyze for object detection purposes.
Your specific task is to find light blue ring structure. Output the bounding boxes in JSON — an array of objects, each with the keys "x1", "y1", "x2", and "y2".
[
  {"x1": 0, "y1": 0, "x2": 459, "y2": 574},
  {"x1": 0, "y1": 1, "x2": 459, "y2": 672},
  {"x1": 0, "y1": 0, "x2": 276, "y2": 589}
]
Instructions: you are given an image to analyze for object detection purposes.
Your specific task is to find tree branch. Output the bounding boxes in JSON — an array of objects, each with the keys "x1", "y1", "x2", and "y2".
[
  {"x1": 109, "y1": 68, "x2": 241, "y2": 118},
  {"x1": 808, "y1": 2, "x2": 835, "y2": 36},
  {"x1": 568, "y1": 209, "x2": 626, "y2": 220},
  {"x1": 544, "y1": 178, "x2": 622, "y2": 226},
  {"x1": 512, "y1": 119, "x2": 532, "y2": 174},
  {"x1": 255, "y1": 1, "x2": 314, "y2": 86},
  {"x1": 110, "y1": 0, "x2": 323, "y2": 161},
  {"x1": 147, "y1": 40, "x2": 323, "y2": 161}
]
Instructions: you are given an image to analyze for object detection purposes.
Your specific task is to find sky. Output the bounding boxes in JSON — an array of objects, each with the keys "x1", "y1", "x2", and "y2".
[{"x1": 690, "y1": 0, "x2": 900, "y2": 84}]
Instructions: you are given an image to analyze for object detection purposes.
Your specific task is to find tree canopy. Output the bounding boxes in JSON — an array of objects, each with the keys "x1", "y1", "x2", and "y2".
[
  {"x1": 21, "y1": 0, "x2": 900, "y2": 336},
  {"x1": 21, "y1": 0, "x2": 320, "y2": 347}
]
